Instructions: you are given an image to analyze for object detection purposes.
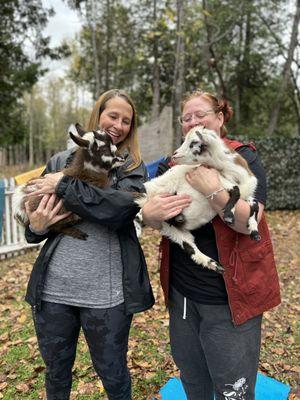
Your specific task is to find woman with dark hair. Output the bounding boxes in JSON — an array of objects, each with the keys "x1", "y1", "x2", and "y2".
[
  {"x1": 142, "y1": 90, "x2": 281, "y2": 400},
  {"x1": 24, "y1": 89, "x2": 154, "y2": 400}
]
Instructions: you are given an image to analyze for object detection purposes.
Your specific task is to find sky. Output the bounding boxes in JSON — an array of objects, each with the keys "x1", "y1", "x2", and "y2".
[{"x1": 40, "y1": 0, "x2": 82, "y2": 82}]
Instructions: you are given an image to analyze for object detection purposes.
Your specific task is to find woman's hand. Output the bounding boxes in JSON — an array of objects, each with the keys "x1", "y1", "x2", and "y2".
[
  {"x1": 25, "y1": 193, "x2": 72, "y2": 233},
  {"x1": 186, "y1": 166, "x2": 222, "y2": 196},
  {"x1": 24, "y1": 172, "x2": 64, "y2": 197},
  {"x1": 142, "y1": 193, "x2": 191, "y2": 229}
]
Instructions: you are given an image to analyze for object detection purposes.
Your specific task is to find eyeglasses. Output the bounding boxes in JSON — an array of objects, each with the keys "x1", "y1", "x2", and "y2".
[{"x1": 178, "y1": 110, "x2": 215, "y2": 125}]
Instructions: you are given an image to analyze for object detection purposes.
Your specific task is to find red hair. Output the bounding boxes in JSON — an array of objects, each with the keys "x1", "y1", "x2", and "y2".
[{"x1": 181, "y1": 90, "x2": 233, "y2": 137}]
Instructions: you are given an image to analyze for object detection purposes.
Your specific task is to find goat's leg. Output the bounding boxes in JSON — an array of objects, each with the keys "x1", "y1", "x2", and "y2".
[
  {"x1": 52, "y1": 226, "x2": 88, "y2": 240},
  {"x1": 161, "y1": 223, "x2": 224, "y2": 273},
  {"x1": 247, "y1": 198, "x2": 260, "y2": 241},
  {"x1": 223, "y1": 185, "x2": 240, "y2": 225},
  {"x1": 51, "y1": 215, "x2": 88, "y2": 240}
]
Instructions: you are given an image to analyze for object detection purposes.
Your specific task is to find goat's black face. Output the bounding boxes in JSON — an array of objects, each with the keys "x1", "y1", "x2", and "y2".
[
  {"x1": 90, "y1": 130, "x2": 125, "y2": 170},
  {"x1": 69, "y1": 126, "x2": 125, "y2": 171}
]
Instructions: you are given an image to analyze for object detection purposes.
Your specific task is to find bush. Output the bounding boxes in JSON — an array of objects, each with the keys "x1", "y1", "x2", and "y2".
[{"x1": 235, "y1": 136, "x2": 300, "y2": 210}]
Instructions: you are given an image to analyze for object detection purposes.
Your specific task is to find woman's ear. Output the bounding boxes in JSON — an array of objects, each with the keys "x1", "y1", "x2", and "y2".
[{"x1": 217, "y1": 112, "x2": 224, "y2": 127}]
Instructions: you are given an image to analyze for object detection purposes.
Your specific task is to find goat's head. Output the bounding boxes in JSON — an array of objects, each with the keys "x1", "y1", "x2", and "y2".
[
  {"x1": 69, "y1": 124, "x2": 125, "y2": 171},
  {"x1": 171, "y1": 126, "x2": 221, "y2": 165}
]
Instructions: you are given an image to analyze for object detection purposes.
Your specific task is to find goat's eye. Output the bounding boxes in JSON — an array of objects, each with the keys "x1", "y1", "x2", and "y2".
[{"x1": 189, "y1": 140, "x2": 199, "y2": 148}]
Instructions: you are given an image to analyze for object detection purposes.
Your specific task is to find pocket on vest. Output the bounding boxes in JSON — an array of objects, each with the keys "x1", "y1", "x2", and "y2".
[{"x1": 239, "y1": 240, "x2": 275, "y2": 300}]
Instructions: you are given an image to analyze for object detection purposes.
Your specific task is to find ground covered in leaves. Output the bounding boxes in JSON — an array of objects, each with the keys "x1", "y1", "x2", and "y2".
[{"x1": 0, "y1": 211, "x2": 299, "y2": 399}]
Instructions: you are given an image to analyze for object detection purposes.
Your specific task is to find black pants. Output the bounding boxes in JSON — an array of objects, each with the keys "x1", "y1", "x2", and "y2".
[
  {"x1": 169, "y1": 286, "x2": 262, "y2": 400},
  {"x1": 33, "y1": 301, "x2": 133, "y2": 400}
]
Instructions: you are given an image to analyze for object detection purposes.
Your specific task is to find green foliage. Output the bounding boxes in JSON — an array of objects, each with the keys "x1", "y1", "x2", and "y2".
[
  {"x1": 235, "y1": 136, "x2": 300, "y2": 210},
  {"x1": 65, "y1": 0, "x2": 298, "y2": 136},
  {"x1": 22, "y1": 79, "x2": 91, "y2": 162},
  {"x1": 0, "y1": 0, "x2": 70, "y2": 146}
]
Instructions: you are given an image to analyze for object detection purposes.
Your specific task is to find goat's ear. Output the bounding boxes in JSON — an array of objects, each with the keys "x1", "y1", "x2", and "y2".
[
  {"x1": 75, "y1": 123, "x2": 87, "y2": 137},
  {"x1": 69, "y1": 132, "x2": 90, "y2": 148}
]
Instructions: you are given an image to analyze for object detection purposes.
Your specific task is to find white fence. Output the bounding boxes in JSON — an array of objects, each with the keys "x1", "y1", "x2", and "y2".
[{"x1": 0, "y1": 178, "x2": 39, "y2": 259}]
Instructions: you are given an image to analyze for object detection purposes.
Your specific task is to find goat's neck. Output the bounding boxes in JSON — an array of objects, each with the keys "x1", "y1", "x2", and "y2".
[
  {"x1": 64, "y1": 148, "x2": 109, "y2": 177},
  {"x1": 206, "y1": 142, "x2": 236, "y2": 170}
]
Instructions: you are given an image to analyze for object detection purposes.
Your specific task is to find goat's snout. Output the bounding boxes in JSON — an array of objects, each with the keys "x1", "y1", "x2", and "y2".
[
  {"x1": 112, "y1": 156, "x2": 125, "y2": 169},
  {"x1": 171, "y1": 150, "x2": 184, "y2": 165}
]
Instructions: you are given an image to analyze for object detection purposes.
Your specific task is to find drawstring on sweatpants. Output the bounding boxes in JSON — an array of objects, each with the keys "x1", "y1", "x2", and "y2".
[{"x1": 183, "y1": 297, "x2": 187, "y2": 319}]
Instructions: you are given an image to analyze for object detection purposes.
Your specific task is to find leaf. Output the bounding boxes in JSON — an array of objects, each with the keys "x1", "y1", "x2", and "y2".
[
  {"x1": 0, "y1": 382, "x2": 8, "y2": 390},
  {"x1": 202, "y1": 9, "x2": 212, "y2": 17},
  {"x1": 17, "y1": 314, "x2": 27, "y2": 324},
  {"x1": 16, "y1": 383, "x2": 30, "y2": 392}
]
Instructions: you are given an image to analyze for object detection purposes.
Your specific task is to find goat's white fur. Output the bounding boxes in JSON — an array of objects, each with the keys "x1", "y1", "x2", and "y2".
[{"x1": 136, "y1": 126, "x2": 258, "y2": 272}]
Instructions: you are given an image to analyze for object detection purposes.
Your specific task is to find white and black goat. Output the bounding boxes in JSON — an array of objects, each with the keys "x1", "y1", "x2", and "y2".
[
  {"x1": 136, "y1": 126, "x2": 260, "y2": 272},
  {"x1": 13, "y1": 123, "x2": 125, "y2": 240}
]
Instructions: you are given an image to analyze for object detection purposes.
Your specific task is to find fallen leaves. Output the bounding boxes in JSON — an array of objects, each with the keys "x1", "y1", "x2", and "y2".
[{"x1": 0, "y1": 211, "x2": 299, "y2": 399}]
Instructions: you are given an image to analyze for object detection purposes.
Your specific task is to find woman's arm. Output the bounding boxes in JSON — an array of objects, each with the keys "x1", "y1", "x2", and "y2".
[
  {"x1": 186, "y1": 165, "x2": 264, "y2": 235},
  {"x1": 55, "y1": 175, "x2": 140, "y2": 229},
  {"x1": 25, "y1": 164, "x2": 147, "y2": 230},
  {"x1": 141, "y1": 158, "x2": 191, "y2": 229}
]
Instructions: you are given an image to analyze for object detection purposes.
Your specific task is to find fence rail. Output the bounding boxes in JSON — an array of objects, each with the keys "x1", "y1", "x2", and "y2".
[{"x1": 0, "y1": 178, "x2": 40, "y2": 259}]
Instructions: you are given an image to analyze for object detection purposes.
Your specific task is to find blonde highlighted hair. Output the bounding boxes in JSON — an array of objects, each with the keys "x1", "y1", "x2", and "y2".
[
  {"x1": 87, "y1": 89, "x2": 141, "y2": 171},
  {"x1": 181, "y1": 90, "x2": 233, "y2": 137}
]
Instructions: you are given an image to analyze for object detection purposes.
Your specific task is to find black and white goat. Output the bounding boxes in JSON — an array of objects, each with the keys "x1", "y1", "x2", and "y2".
[
  {"x1": 136, "y1": 126, "x2": 260, "y2": 272},
  {"x1": 13, "y1": 123, "x2": 125, "y2": 240}
]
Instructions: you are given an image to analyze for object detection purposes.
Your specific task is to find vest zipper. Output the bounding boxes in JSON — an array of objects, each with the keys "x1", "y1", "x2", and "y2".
[{"x1": 213, "y1": 222, "x2": 238, "y2": 326}]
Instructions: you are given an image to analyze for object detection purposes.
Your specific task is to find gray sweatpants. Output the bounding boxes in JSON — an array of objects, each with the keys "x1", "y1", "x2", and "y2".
[{"x1": 168, "y1": 286, "x2": 262, "y2": 400}]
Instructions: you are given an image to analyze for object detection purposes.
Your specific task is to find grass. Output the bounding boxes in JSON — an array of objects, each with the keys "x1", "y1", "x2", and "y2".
[{"x1": 0, "y1": 211, "x2": 299, "y2": 399}]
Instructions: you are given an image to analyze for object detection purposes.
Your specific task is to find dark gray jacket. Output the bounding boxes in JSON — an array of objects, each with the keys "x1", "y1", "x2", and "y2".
[{"x1": 25, "y1": 149, "x2": 155, "y2": 315}]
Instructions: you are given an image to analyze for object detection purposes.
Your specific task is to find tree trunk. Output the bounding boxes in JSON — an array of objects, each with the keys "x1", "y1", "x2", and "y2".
[
  {"x1": 267, "y1": 0, "x2": 300, "y2": 136},
  {"x1": 105, "y1": 0, "x2": 111, "y2": 91},
  {"x1": 29, "y1": 89, "x2": 34, "y2": 166},
  {"x1": 151, "y1": 0, "x2": 160, "y2": 121},
  {"x1": 202, "y1": 0, "x2": 228, "y2": 99},
  {"x1": 90, "y1": 0, "x2": 101, "y2": 99},
  {"x1": 172, "y1": 0, "x2": 185, "y2": 151}
]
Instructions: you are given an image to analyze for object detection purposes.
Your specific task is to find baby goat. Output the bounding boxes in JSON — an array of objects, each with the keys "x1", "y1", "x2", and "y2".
[
  {"x1": 13, "y1": 123, "x2": 125, "y2": 240},
  {"x1": 136, "y1": 126, "x2": 260, "y2": 272}
]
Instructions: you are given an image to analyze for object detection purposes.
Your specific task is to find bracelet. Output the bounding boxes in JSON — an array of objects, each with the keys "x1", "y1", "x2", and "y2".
[{"x1": 206, "y1": 187, "x2": 225, "y2": 200}]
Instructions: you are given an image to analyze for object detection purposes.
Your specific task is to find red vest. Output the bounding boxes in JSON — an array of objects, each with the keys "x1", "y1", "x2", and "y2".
[{"x1": 159, "y1": 139, "x2": 281, "y2": 325}]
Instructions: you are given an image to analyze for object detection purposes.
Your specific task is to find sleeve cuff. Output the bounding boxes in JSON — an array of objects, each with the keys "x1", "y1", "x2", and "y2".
[
  {"x1": 29, "y1": 225, "x2": 49, "y2": 235},
  {"x1": 55, "y1": 175, "x2": 71, "y2": 198}
]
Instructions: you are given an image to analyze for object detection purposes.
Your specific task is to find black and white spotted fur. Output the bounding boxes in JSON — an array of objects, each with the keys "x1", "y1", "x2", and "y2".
[
  {"x1": 12, "y1": 123, "x2": 125, "y2": 240},
  {"x1": 136, "y1": 126, "x2": 260, "y2": 272}
]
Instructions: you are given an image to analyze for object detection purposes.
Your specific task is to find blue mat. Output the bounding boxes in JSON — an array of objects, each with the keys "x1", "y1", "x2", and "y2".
[
  {"x1": 158, "y1": 373, "x2": 290, "y2": 400},
  {"x1": 0, "y1": 180, "x2": 5, "y2": 241}
]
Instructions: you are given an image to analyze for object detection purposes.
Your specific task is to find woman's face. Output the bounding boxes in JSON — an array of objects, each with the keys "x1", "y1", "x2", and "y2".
[
  {"x1": 181, "y1": 96, "x2": 224, "y2": 136},
  {"x1": 99, "y1": 97, "x2": 133, "y2": 144}
]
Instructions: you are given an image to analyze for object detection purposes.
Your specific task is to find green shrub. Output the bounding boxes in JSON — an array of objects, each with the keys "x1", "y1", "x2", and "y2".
[{"x1": 234, "y1": 136, "x2": 300, "y2": 210}]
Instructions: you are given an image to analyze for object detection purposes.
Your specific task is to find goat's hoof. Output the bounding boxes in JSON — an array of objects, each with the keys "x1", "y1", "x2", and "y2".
[
  {"x1": 224, "y1": 214, "x2": 234, "y2": 225},
  {"x1": 215, "y1": 263, "x2": 225, "y2": 273},
  {"x1": 77, "y1": 233, "x2": 88, "y2": 240},
  {"x1": 250, "y1": 231, "x2": 261, "y2": 241},
  {"x1": 208, "y1": 260, "x2": 224, "y2": 273}
]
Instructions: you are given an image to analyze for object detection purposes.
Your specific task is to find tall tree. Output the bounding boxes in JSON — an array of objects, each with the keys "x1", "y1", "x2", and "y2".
[
  {"x1": 151, "y1": 0, "x2": 161, "y2": 121},
  {"x1": 267, "y1": 0, "x2": 300, "y2": 135},
  {"x1": 172, "y1": 0, "x2": 185, "y2": 150}
]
